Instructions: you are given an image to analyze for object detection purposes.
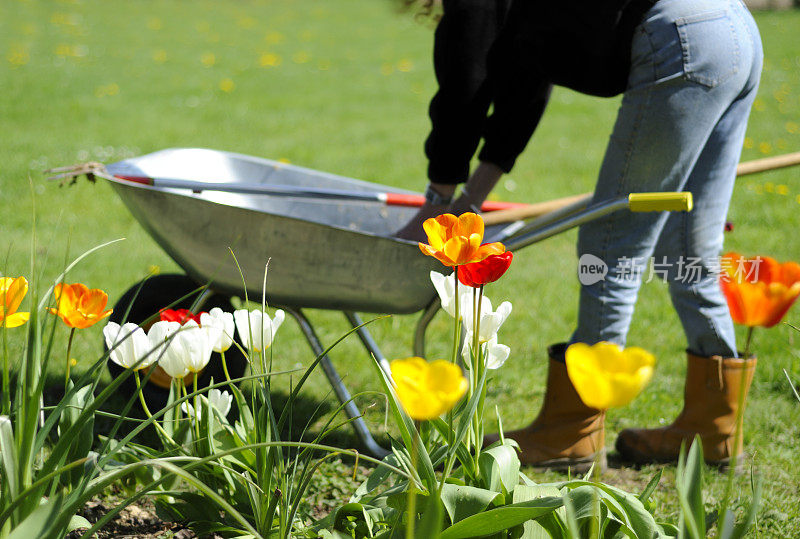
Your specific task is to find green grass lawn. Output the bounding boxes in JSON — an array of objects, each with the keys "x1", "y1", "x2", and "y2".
[{"x1": 2, "y1": 1, "x2": 800, "y2": 535}]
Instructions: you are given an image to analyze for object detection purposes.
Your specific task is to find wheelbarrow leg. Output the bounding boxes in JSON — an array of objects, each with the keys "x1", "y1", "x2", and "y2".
[
  {"x1": 283, "y1": 307, "x2": 389, "y2": 459},
  {"x1": 413, "y1": 298, "x2": 441, "y2": 358},
  {"x1": 343, "y1": 312, "x2": 391, "y2": 375}
]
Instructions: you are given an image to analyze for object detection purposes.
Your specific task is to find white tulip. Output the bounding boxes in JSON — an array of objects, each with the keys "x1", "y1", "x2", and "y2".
[
  {"x1": 461, "y1": 335, "x2": 510, "y2": 370},
  {"x1": 148, "y1": 320, "x2": 187, "y2": 378},
  {"x1": 176, "y1": 320, "x2": 218, "y2": 374},
  {"x1": 430, "y1": 271, "x2": 473, "y2": 319},
  {"x1": 234, "y1": 308, "x2": 285, "y2": 353},
  {"x1": 103, "y1": 322, "x2": 155, "y2": 370},
  {"x1": 200, "y1": 308, "x2": 235, "y2": 353},
  {"x1": 484, "y1": 336, "x2": 511, "y2": 370},
  {"x1": 460, "y1": 294, "x2": 512, "y2": 344},
  {"x1": 181, "y1": 388, "x2": 233, "y2": 420}
]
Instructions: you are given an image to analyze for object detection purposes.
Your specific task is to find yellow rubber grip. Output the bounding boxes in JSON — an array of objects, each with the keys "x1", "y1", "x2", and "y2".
[{"x1": 628, "y1": 192, "x2": 693, "y2": 212}]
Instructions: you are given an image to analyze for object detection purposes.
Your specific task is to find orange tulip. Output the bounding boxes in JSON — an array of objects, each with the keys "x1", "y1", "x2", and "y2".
[
  {"x1": 1, "y1": 276, "x2": 30, "y2": 328},
  {"x1": 418, "y1": 212, "x2": 505, "y2": 267},
  {"x1": 49, "y1": 283, "x2": 113, "y2": 329},
  {"x1": 720, "y1": 252, "x2": 800, "y2": 328}
]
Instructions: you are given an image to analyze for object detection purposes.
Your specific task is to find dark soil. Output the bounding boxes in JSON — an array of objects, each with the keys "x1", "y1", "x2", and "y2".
[{"x1": 68, "y1": 493, "x2": 207, "y2": 539}]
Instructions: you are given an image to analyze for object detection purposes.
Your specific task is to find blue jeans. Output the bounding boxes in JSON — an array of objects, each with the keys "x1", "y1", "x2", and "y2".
[{"x1": 570, "y1": 0, "x2": 763, "y2": 357}]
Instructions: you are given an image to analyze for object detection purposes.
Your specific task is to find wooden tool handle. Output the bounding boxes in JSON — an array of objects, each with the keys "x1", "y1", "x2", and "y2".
[
  {"x1": 483, "y1": 150, "x2": 800, "y2": 226},
  {"x1": 482, "y1": 193, "x2": 591, "y2": 225},
  {"x1": 735, "y1": 150, "x2": 800, "y2": 176}
]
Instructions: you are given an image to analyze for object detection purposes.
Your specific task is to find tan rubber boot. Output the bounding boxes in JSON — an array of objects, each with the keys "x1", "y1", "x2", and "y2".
[
  {"x1": 616, "y1": 352, "x2": 756, "y2": 467},
  {"x1": 486, "y1": 343, "x2": 606, "y2": 473}
]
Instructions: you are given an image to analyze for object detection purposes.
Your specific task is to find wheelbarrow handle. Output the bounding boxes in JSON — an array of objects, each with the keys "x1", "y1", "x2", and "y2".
[
  {"x1": 484, "y1": 150, "x2": 799, "y2": 225},
  {"x1": 502, "y1": 191, "x2": 692, "y2": 251},
  {"x1": 628, "y1": 192, "x2": 693, "y2": 212}
]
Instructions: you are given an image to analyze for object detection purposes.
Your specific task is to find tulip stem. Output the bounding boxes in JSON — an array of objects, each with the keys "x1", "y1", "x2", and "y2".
[
  {"x1": 472, "y1": 286, "x2": 483, "y2": 461},
  {"x1": 743, "y1": 326, "x2": 755, "y2": 361},
  {"x1": 221, "y1": 350, "x2": 231, "y2": 384},
  {"x1": 406, "y1": 422, "x2": 420, "y2": 539},
  {"x1": 2, "y1": 324, "x2": 9, "y2": 416},
  {"x1": 64, "y1": 328, "x2": 76, "y2": 392},
  {"x1": 448, "y1": 270, "x2": 461, "y2": 451},
  {"x1": 134, "y1": 370, "x2": 174, "y2": 442},
  {"x1": 452, "y1": 271, "x2": 460, "y2": 365},
  {"x1": 720, "y1": 327, "x2": 755, "y2": 533},
  {"x1": 193, "y1": 375, "x2": 201, "y2": 443}
]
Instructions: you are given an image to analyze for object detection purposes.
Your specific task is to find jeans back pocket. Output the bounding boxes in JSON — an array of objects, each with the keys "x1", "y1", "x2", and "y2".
[{"x1": 675, "y1": 9, "x2": 740, "y2": 88}]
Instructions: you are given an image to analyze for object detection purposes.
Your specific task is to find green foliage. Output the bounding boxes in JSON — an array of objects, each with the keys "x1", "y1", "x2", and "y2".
[{"x1": 1, "y1": 0, "x2": 799, "y2": 535}]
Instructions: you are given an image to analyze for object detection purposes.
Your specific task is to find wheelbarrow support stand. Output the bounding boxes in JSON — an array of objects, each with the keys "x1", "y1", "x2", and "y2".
[{"x1": 282, "y1": 307, "x2": 391, "y2": 459}]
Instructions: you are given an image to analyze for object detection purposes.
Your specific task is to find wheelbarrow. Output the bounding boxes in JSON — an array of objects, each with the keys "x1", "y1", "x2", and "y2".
[{"x1": 66, "y1": 147, "x2": 693, "y2": 458}]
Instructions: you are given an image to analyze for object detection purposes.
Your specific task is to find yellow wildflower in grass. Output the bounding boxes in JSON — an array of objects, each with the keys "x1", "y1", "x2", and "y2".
[
  {"x1": 7, "y1": 45, "x2": 30, "y2": 66},
  {"x1": 397, "y1": 59, "x2": 413, "y2": 72},
  {"x1": 758, "y1": 141, "x2": 772, "y2": 155},
  {"x1": 565, "y1": 342, "x2": 655, "y2": 410},
  {"x1": 55, "y1": 43, "x2": 72, "y2": 57},
  {"x1": 264, "y1": 31, "x2": 285, "y2": 44},
  {"x1": 201, "y1": 52, "x2": 216, "y2": 67},
  {"x1": 49, "y1": 283, "x2": 112, "y2": 329},
  {"x1": 237, "y1": 16, "x2": 257, "y2": 29},
  {"x1": 292, "y1": 51, "x2": 311, "y2": 64},
  {"x1": 390, "y1": 357, "x2": 468, "y2": 421},
  {"x1": 94, "y1": 83, "x2": 119, "y2": 98},
  {"x1": 786, "y1": 121, "x2": 800, "y2": 134},
  {"x1": 0, "y1": 277, "x2": 30, "y2": 328},
  {"x1": 743, "y1": 137, "x2": 754, "y2": 149},
  {"x1": 752, "y1": 98, "x2": 765, "y2": 112},
  {"x1": 259, "y1": 52, "x2": 281, "y2": 67},
  {"x1": 419, "y1": 213, "x2": 505, "y2": 267},
  {"x1": 776, "y1": 184, "x2": 789, "y2": 196},
  {"x1": 219, "y1": 78, "x2": 235, "y2": 93},
  {"x1": 152, "y1": 49, "x2": 167, "y2": 63}
]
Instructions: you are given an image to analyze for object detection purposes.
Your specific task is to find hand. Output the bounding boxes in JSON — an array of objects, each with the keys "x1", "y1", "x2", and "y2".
[{"x1": 395, "y1": 202, "x2": 448, "y2": 242}]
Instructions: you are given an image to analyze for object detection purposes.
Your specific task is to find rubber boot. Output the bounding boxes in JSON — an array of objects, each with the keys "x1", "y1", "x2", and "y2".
[
  {"x1": 616, "y1": 352, "x2": 756, "y2": 467},
  {"x1": 485, "y1": 343, "x2": 606, "y2": 472}
]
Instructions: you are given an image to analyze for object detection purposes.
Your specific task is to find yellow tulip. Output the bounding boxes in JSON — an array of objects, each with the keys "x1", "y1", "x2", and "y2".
[
  {"x1": 390, "y1": 357, "x2": 468, "y2": 421},
  {"x1": 0, "y1": 276, "x2": 30, "y2": 328},
  {"x1": 49, "y1": 283, "x2": 113, "y2": 329},
  {"x1": 419, "y1": 213, "x2": 505, "y2": 267},
  {"x1": 565, "y1": 342, "x2": 655, "y2": 410}
]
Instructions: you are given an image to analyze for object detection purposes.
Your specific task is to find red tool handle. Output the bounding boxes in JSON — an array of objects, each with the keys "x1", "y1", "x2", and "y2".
[{"x1": 383, "y1": 192, "x2": 526, "y2": 212}]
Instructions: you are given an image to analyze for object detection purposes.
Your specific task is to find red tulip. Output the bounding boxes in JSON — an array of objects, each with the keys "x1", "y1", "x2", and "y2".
[
  {"x1": 720, "y1": 252, "x2": 800, "y2": 328},
  {"x1": 458, "y1": 251, "x2": 514, "y2": 288},
  {"x1": 160, "y1": 308, "x2": 205, "y2": 326}
]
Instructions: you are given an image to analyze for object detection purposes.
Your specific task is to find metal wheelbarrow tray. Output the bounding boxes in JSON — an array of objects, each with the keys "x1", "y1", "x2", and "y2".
[{"x1": 101, "y1": 147, "x2": 690, "y2": 457}]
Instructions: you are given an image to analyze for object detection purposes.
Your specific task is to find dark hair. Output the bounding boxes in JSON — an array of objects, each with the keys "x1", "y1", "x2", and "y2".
[{"x1": 394, "y1": 0, "x2": 442, "y2": 22}]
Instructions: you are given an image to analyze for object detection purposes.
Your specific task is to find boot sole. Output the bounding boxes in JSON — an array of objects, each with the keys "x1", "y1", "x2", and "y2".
[
  {"x1": 616, "y1": 440, "x2": 746, "y2": 473},
  {"x1": 522, "y1": 449, "x2": 607, "y2": 474}
]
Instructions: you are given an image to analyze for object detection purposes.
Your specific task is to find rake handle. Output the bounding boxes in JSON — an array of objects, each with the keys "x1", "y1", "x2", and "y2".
[{"x1": 483, "y1": 151, "x2": 800, "y2": 226}]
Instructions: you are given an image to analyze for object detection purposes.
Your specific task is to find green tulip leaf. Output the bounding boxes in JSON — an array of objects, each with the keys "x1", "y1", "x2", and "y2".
[
  {"x1": 8, "y1": 493, "x2": 64, "y2": 539},
  {"x1": 676, "y1": 437, "x2": 705, "y2": 539},
  {"x1": 332, "y1": 502, "x2": 375, "y2": 537},
  {"x1": 440, "y1": 483, "x2": 503, "y2": 524},
  {"x1": 478, "y1": 443, "x2": 520, "y2": 494},
  {"x1": 438, "y1": 496, "x2": 563, "y2": 539},
  {"x1": 513, "y1": 485, "x2": 567, "y2": 538}
]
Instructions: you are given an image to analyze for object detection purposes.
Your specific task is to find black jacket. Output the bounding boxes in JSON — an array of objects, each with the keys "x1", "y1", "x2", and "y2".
[{"x1": 425, "y1": 0, "x2": 657, "y2": 184}]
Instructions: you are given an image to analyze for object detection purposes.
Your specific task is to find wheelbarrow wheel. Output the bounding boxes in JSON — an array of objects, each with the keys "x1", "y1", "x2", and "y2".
[{"x1": 106, "y1": 273, "x2": 247, "y2": 412}]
